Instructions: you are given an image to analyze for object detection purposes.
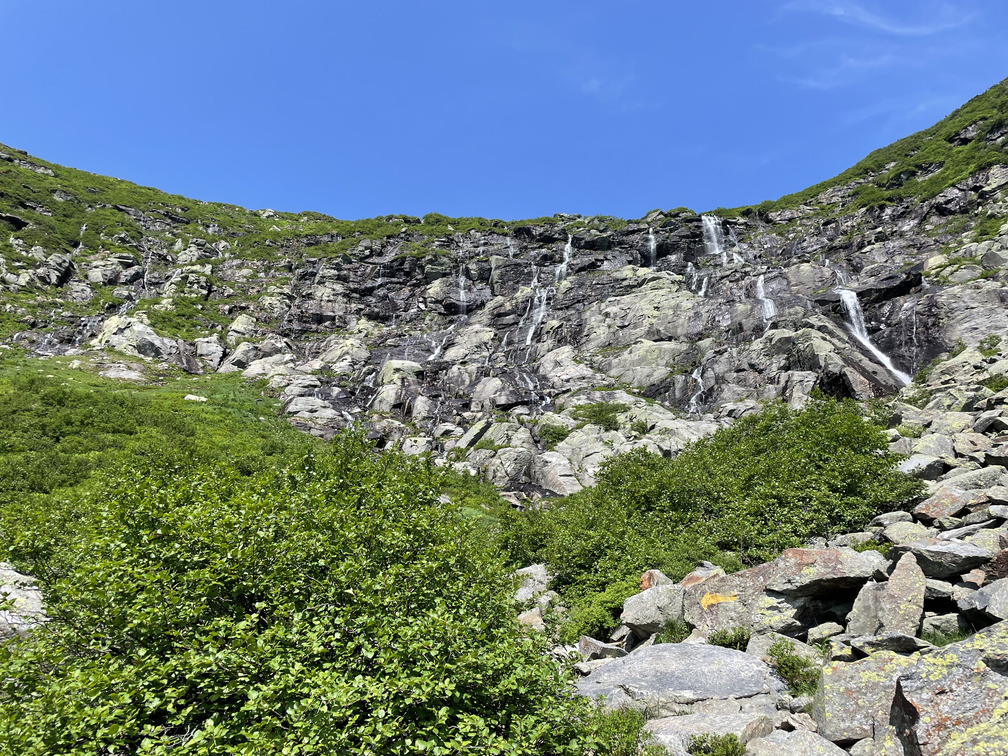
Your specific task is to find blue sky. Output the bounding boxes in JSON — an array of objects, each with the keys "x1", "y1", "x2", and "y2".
[{"x1": 3, "y1": 1, "x2": 1007, "y2": 220}]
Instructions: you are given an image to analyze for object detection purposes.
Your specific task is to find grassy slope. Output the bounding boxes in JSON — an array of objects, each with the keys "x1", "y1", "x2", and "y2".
[{"x1": 718, "y1": 76, "x2": 1008, "y2": 217}]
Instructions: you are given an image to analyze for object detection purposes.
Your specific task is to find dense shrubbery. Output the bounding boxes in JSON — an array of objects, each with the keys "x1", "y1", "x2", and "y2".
[
  {"x1": 0, "y1": 363, "x2": 658, "y2": 754},
  {"x1": 0, "y1": 437, "x2": 607, "y2": 755},
  {"x1": 500, "y1": 396, "x2": 922, "y2": 640}
]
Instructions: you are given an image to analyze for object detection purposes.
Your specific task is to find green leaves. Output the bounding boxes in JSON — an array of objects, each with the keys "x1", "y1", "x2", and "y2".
[
  {"x1": 0, "y1": 434, "x2": 600, "y2": 755},
  {"x1": 501, "y1": 396, "x2": 923, "y2": 641}
]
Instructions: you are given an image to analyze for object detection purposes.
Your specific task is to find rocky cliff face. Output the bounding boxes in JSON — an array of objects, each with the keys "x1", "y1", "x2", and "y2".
[
  {"x1": 3, "y1": 149, "x2": 1008, "y2": 500},
  {"x1": 2, "y1": 82, "x2": 1008, "y2": 500}
]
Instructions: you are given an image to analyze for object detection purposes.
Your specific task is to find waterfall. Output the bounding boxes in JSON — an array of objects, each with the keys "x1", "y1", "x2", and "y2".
[
  {"x1": 555, "y1": 234, "x2": 573, "y2": 282},
  {"x1": 698, "y1": 275, "x2": 709, "y2": 298},
  {"x1": 525, "y1": 286, "x2": 552, "y2": 346},
  {"x1": 518, "y1": 264, "x2": 554, "y2": 348},
  {"x1": 836, "y1": 289, "x2": 910, "y2": 385},
  {"x1": 507, "y1": 237, "x2": 515, "y2": 259},
  {"x1": 457, "y1": 264, "x2": 468, "y2": 315},
  {"x1": 728, "y1": 227, "x2": 744, "y2": 264},
  {"x1": 647, "y1": 227, "x2": 657, "y2": 268},
  {"x1": 75, "y1": 224, "x2": 86, "y2": 256},
  {"x1": 755, "y1": 274, "x2": 777, "y2": 322},
  {"x1": 702, "y1": 215, "x2": 727, "y2": 266},
  {"x1": 686, "y1": 365, "x2": 706, "y2": 414},
  {"x1": 686, "y1": 262, "x2": 698, "y2": 291}
]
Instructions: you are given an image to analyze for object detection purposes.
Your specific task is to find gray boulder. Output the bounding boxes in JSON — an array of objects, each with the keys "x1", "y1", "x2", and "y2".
[
  {"x1": 576, "y1": 643, "x2": 783, "y2": 713},
  {"x1": 621, "y1": 583, "x2": 685, "y2": 636},
  {"x1": 747, "y1": 729, "x2": 849, "y2": 756},
  {"x1": 890, "y1": 620, "x2": 1008, "y2": 755},
  {"x1": 894, "y1": 538, "x2": 991, "y2": 578},
  {"x1": 813, "y1": 651, "x2": 917, "y2": 743},
  {"x1": 644, "y1": 710, "x2": 774, "y2": 755}
]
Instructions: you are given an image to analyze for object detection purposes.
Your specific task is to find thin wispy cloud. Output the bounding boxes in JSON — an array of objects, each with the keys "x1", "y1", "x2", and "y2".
[
  {"x1": 782, "y1": 0, "x2": 974, "y2": 36},
  {"x1": 783, "y1": 53, "x2": 898, "y2": 90}
]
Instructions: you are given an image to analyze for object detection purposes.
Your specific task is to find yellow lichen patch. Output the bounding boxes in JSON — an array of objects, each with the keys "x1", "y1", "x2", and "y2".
[{"x1": 701, "y1": 591, "x2": 738, "y2": 610}]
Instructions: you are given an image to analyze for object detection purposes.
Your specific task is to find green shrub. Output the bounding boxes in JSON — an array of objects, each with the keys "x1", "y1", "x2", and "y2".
[
  {"x1": 500, "y1": 396, "x2": 922, "y2": 648},
  {"x1": 655, "y1": 620, "x2": 691, "y2": 644},
  {"x1": 707, "y1": 627, "x2": 751, "y2": 651},
  {"x1": 767, "y1": 639, "x2": 820, "y2": 696},
  {"x1": 589, "y1": 707, "x2": 665, "y2": 756},
  {"x1": 539, "y1": 423, "x2": 573, "y2": 449},
  {"x1": 982, "y1": 373, "x2": 1008, "y2": 393},
  {"x1": 688, "y1": 733, "x2": 746, "y2": 756},
  {"x1": 570, "y1": 402, "x2": 627, "y2": 432},
  {"x1": 559, "y1": 577, "x2": 639, "y2": 645},
  {"x1": 950, "y1": 339, "x2": 968, "y2": 357},
  {"x1": 850, "y1": 540, "x2": 891, "y2": 557},
  {"x1": 0, "y1": 439, "x2": 599, "y2": 755},
  {"x1": 979, "y1": 333, "x2": 1002, "y2": 357},
  {"x1": 897, "y1": 424, "x2": 924, "y2": 438}
]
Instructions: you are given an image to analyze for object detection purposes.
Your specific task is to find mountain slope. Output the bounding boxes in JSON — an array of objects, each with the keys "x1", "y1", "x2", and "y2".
[{"x1": 1, "y1": 76, "x2": 1007, "y2": 502}]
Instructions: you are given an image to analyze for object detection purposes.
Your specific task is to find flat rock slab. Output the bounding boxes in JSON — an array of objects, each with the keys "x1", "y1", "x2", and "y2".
[
  {"x1": 891, "y1": 620, "x2": 1008, "y2": 755},
  {"x1": 644, "y1": 711, "x2": 773, "y2": 755},
  {"x1": 576, "y1": 643, "x2": 783, "y2": 710},
  {"x1": 747, "y1": 729, "x2": 848, "y2": 756},
  {"x1": 913, "y1": 487, "x2": 988, "y2": 523},
  {"x1": 893, "y1": 538, "x2": 991, "y2": 578}
]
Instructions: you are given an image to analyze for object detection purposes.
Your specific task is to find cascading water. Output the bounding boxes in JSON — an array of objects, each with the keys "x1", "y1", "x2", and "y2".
[
  {"x1": 686, "y1": 262, "x2": 698, "y2": 291},
  {"x1": 686, "y1": 364, "x2": 706, "y2": 414},
  {"x1": 75, "y1": 224, "x2": 86, "y2": 256},
  {"x1": 701, "y1": 215, "x2": 727, "y2": 266},
  {"x1": 728, "y1": 227, "x2": 744, "y2": 264},
  {"x1": 647, "y1": 227, "x2": 657, "y2": 268},
  {"x1": 516, "y1": 264, "x2": 554, "y2": 348},
  {"x1": 457, "y1": 263, "x2": 468, "y2": 316},
  {"x1": 555, "y1": 234, "x2": 573, "y2": 282},
  {"x1": 836, "y1": 288, "x2": 910, "y2": 385},
  {"x1": 755, "y1": 274, "x2": 777, "y2": 322},
  {"x1": 525, "y1": 286, "x2": 552, "y2": 347}
]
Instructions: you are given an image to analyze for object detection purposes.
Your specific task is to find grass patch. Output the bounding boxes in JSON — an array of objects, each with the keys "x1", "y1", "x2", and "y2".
[{"x1": 767, "y1": 639, "x2": 821, "y2": 697}]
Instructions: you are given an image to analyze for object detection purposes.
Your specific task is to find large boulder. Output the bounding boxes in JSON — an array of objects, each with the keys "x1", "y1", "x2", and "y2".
[
  {"x1": 621, "y1": 583, "x2": 685, "y2": 637},
  {"x1": 894, "y1": 538, "x2": 991, "y2": 578},
  {"x1": 747, "y1": 729, "x2": 849, "y2": 756},
  {"x1": 576, "y1": 643, "x2": 783, "y2": 713},
  {"x1": 813, "y1": 651, "x2": 917, "y2": 744},
  {"x1": 847, "y1": 553, "x2": 925, "y2": 637},
  {"x1": 644, "y1": 710, "x2": 774, "y2": 755},
  {"x1": 683, "y1": 548, "x2": 882, "y2": 637},
  {"x1": 92, "y1": 316, "x2": 179, "y2": 362},
  {"x1": 890, "y1": 621, "x2": 1008, "y2": 755}
]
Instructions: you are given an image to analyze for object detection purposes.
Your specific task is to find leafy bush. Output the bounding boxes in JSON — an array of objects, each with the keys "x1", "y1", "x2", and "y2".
[
  {"x1": 559, "y1": 578, "x2": 639, "y2": 645},
  {"x1": 570, "y1": 402, "x2": 627, "y2": 432},
  {"x1": 982, "y1": 373, "x2": 1008, "y2": 393},
  {"x1": 0, "y1": 438, "x2": 601, "y2": 755},
  {"x1": 707, "y1": 627, "x2": 751, "y2": 651},
  {"x1": 589, "y1": 707, "x2": 665, "y2": 756},
  {"x1": 655, "y1": 620, "x2": 691, "y2": 644},
  {"x1": 538, "y1": 423, "x2": 572, "y2": 449},
  {"x1": 767, "y1": 639, "x2": 820, "y2": 696},
  {"x1": 979, "y1": 333, "x2": 1002, "y2": 357},
  {"x1": 687, "y1": 733, "x2": 746, "y2": 756},
  {"x1": 850, "y1": 540, "x2": 891, "y2": 556},
  {"x1": 500, "y1": 396, "x2": 922, "y2": 640}
]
